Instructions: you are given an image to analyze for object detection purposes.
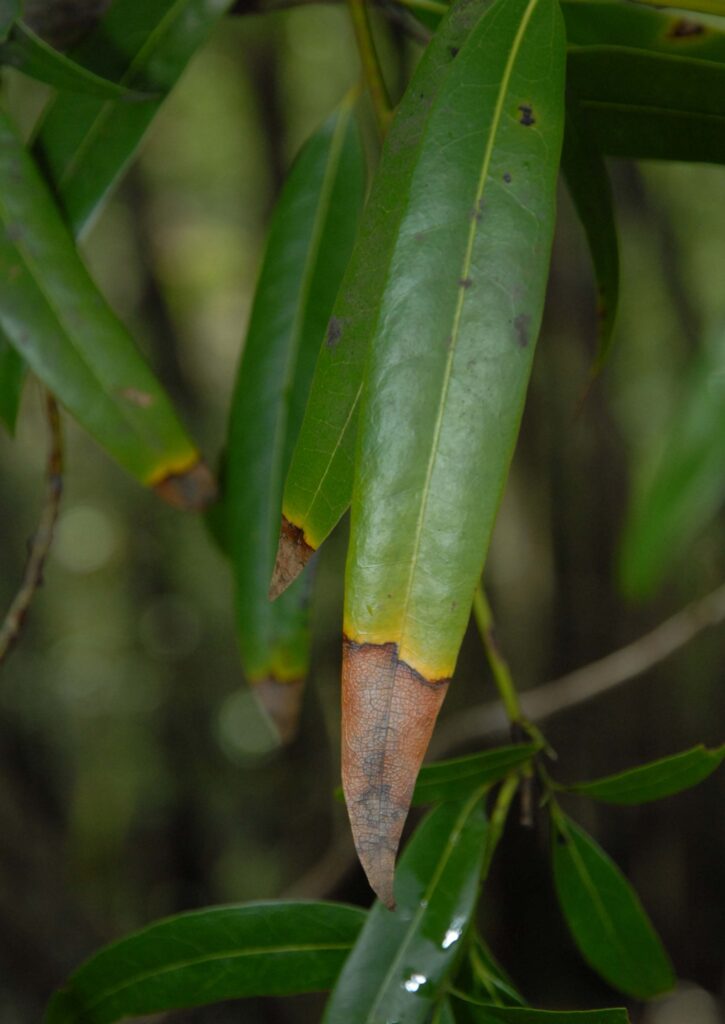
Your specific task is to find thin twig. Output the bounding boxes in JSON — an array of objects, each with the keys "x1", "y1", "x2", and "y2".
[
  {"x1": 347, "y1": 0, "x2": 393, "y2": 138},
  {"x1": 285, "y1": 583, "x2": 725, "y2": 897},
  {"x1": 0, "y1": 393, "x2": 63, "y2": 666}
]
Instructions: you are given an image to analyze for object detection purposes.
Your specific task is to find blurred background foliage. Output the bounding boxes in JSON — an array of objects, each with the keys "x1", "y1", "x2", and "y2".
[{"x1": 0, "y1": 6, "x2": 723, "y2": 1022}]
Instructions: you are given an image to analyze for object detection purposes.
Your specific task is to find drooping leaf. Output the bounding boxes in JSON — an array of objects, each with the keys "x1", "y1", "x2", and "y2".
[
  {"x1": 0, "y1": 22, "x2": 155, "y2": 99},
  {"x1": 270, "y1": 0, "x2": 493, "y2": 600},
  {"x1": 44, "y1": 901, "x2": 366, "y2": 1024},
  {"x1": 342, "y1": 0, "x2": 566, "y2": 905},
  {"x1": 566, "y1": 744, "x2": 725, "y2": 804},
  {"x1": 618, "y1": 328, "x2": 725, "y2": 596},
  {"x1": 0, "y1": 333, "x2": 25, "y2": 432},
  {"x1": 560, "y1": 97, "x2": 619, "y2": 371},
  {"x1": 0, "y1": 0, "x2": 20, "y2": 41},
  {"x1": 324, "y1": 794, "x2": 488, "y2": 1024},
  {"x1": 0, "y1": 110, "x2": 212, "y2": 506},
  {"x1": 217, "y1": 101, "x2": 364, "y2": 741},
  {"x1": 34, "y1": 0, "x2": 233, "y2": 239},
  {"x1": 412, "y1": 744, "x2": 539, "y2": 806},
  {"x1": 551, "y1": 806, "x2": 675, "y2": 999},
  {"x1": 450, "y1": 998, "x2": 630, "y2": 1024}
]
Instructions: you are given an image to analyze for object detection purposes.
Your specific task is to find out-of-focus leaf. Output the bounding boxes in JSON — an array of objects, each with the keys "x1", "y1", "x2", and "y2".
[
  {"x1": 34, "y1": 0, "x2": 233, "y2": 239},
  {"x1": 270, "y1": 0, "x2": 492, "y2": 600},
  {"x1": 412, "y1": 745, "x2": 539, "y2": 806},
  {"x1": 0, "y1": 0, "x2": 20, "y2": 41},
  {"x1": 341, "y1": 0, "x2": 565, "y2": 907},
  {"x1": 217, "y1": 101, "x2": 364, "y2": 742},
  {"x1": 619, "y1": 329, "x2": 725, "y2": 596},
  {"x1": 0, "y1": 333, "x2": 25, "y2": 432},
  {"x1": 468, "y1": 935, "x2": 526, "y2": 1007},
  {"x1": 435, "y1": 999, "x2": 459, "y2": 1024},
  {"x1": 566, "y1": 745, "x2": 725, "y2": 804},
  {"x1": 0, "y1": 110, "x2": 212, "y2": 506},
  {"x1": 626, "y1": 0, "x2": 725, "y2": 19},
  {"x1": 551, "y1": 806, "x2": 675, "y2": 999},
  {"x1": 450, "y1": 999, "x2": 630, "y2": 1024},
  {"x1": 0, "y1": 22, "x2": 155, "y2": 98},
  {"x1": 44, "y1": 901, "x2": 366, "y2": 1023},
  {"x1": 324, "y1": 794, "x2": 488, "y2": 1024},
  {"x1": 561, "y1": 97, "x2": 619, "y2": 371}
]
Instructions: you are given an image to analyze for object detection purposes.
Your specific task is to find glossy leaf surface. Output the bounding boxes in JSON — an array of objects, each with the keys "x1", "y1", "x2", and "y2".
[
  {"x1": 0, "y1": 334, "x2": 25, "y2": 432},
  {"x1": 324, "y1": 794, "x2": 488, "y2": 1024},
  {"x1": 560, "y1": 97, "x2": 619, "y2": 370},
  {"x1": 218, "y1": 103, "x2": 363, "y2": 740},
  {"x1": 0, "y1": 22, "x2": 155, "y2": 98},
  {"x1": 35, "y1": 0, "x2": 232, "y2": 238},
  {"x1": 342, "y1": 0, "x2": 565, "y2": 906},
  {"x1": 551, "y1": 807, "x2": 674, "y2": 999},
  {"x1": 0, "y1": 110, "x2": 211, "y2": 504},
  {"x1": 45, "y1": 901, "x2": 365, "y2": 1023},
  {"x1": 412, "y1": 744, "x2": 539, "y2": 805},
  {"x1": 451, "y1": 999, "x2": 629, "y2": 1024},
  {"x1": 566, "y1": 744, "x2": 725, "y2": 804},
  {"x1": 272, "y1": 0, "x2": 493, "y2": 596},
  {"x1": 619, "y1": 329, "x2": 725, "y2": 596}
]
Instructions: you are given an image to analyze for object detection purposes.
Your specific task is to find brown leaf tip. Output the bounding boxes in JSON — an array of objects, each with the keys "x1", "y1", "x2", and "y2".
[
  {"x1": 268, "y1": 517, "x2": 315, "y2": 600},
  {"x1": 253, "y1": 676, "x2": 305, "y2": 745},
  {"x1": 341, "y1": 636, "x2": 450, "y2": 908},
  {"x1": 153, "y1": 459, "x2": 217, "y2": 511}
]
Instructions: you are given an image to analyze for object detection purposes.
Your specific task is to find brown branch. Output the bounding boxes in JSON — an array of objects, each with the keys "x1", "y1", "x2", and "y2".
[{"x1": 0, "y1": 393, "x2": 63, "y2": 666}]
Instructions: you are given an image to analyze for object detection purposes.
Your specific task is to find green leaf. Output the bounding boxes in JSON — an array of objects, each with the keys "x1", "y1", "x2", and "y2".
[
  {"x1": 566, "y1": 744, "x2": 725, "y2": 804},
  {"x1": 435, "y1": 999, "x2": 459, "y2": 1024},
  {"x1": 468, "y1": 935, "x2": 526, "y2": 1007},
  {"x1": 412, "y1": 745, "x2": 539, "y2": 806},
  {"x1": 0, "y1": 109, "x2": 211, "y2": 505},
  {"x1": 34, "y1": 0, "x2": 233, "y2": 239},
  {"x1": 44, "y1": 901, "x2": 366, "y2": 1023},
  {"x1": 551, "y1": 806, "x2": 675, "y2": 999},
  {"x1": 0, "y1": 22, "x2": 156, "y2": 99},
  {"x1": 619, "y1": 329, "x2": 725, "y2": 596},
  {"x1": 217, "y1": 101, "x2": 364, "y2": 741},
  {"x1": 341, "y1": 0, "x2": 566, "y2": 905},
  {"x1": 561, "y1": 97, "x2": 619, "y2": 371},
  {"x1": 0, "y1": 332, "x2": 25, "y2": 432},
  {"x1": 271, "y1": 0, "x2": 496, "y2": 597},
  {"x1": 450, "y1": 998, "x2": 630, "y2": 1024},
  {"x1": 0, "y1": 0, "x2": 20, "y2": 42},
  {"x1": 324, "y1": 794, "x2": 489, "y2": 1024}
]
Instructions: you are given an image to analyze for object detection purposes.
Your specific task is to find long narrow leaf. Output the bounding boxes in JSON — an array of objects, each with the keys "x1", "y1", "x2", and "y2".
[
  {"x1": 413, "y1": 744, "x2": 539, "y2": 806},
  {"x1": 34, "y1": 0, "x2": 233, "y2": 239},
  {"x1": 269, "y1": 0, "x2": 491, "y2": 599},
  {"x1": 342, "y1": 0, "x2": 565, "y2": 905},
  {"x1": 44, "y1": 901, "x2": 366, "y2": 1023},
  {"x1": 324, "y1": 794, "x2": 488, "y2": 1024},
  {"x1": 566, "y1": 744, "x2": 725, "y2": 804},
  {"x1": 0, "y1": 110, "x2": 212, "y2": 506},
  {"x1": 218, "y1": 101, "x2": 364, "y2": 740},
  {"x1": 451, "y1": 999, "x2": 630, "y2": 1024},
  {"x1": 551, "y1": 806, "x2": 675, "y2": 999},
  {"x1": 0, "y1": 334, "x2": 25, "y2": 432}
]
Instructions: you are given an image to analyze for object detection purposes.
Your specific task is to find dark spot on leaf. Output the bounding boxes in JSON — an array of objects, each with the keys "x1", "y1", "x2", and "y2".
[
  {"x1": 555, "y1": 830, "x2": 569, "y2": 846},
  {"x1": 449, "y1": 46, "x2": 459, "y2": 57},
  {"x1": 326, "y1": 317, "x2": 343, "y2": 348},
  {"x1": 414, "y1": 231, "x2": 426, "y2": 243},
  {"x1": 120, "y1": 387, "x2": 154, "y2": 408},
  {"x1": 471, "y1": 198, "x2": 484, "y2": 222},
  {"x1": 503, "y1": 172, "x2": 512, "y2": 183},
  {"x1": 514, "y1": 312, "x2": 531, "y2": 348},
  {"x1": 667, "y1": 17, "x2": 705, "y2": 36},
  {"x1": 459, "y1": 277, "x2": 473, "y2": 289},
  {"x1": 518, "y1": 104, "x2": 535, "y2": 127}
]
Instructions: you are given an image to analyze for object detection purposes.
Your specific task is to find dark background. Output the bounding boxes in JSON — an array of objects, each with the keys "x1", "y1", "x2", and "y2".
[{"x1": 0, "y1": 7, "x2": 723, "y2": 1021}]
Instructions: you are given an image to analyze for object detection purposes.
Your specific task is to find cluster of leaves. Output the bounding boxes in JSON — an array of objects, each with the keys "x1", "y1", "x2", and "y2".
[{"x1": 1, "y1": 0, "x2": 724, "y2": 1019}]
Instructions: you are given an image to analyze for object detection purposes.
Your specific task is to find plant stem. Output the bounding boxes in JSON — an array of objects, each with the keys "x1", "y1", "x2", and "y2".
[
  {"x1": 473, "y1": 585, "x2": 522, "y2": 723},
  {"x1": 482, "y1": 773, "x2": 519, "y2": 876},
  {"x1": 347, "y1": 0, "x2": 392, "y2": 138}
]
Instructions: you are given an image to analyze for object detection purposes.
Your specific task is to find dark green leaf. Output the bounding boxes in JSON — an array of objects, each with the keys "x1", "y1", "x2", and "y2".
[
  {"x1": 35, "y1": 0, "x2": 233, "y2": 238},
  {"x1": 412, "y1": 745, "x2": 539, "y2": 806},
  {"x1": 468, "y1": 935, "x2": 526, "y2": 1007},
  {"x1": 217, "y1": 101, "x2": 364, "y2": 741},
  {"x1": 45, "y1": 901, "x2": 366, "y2": 1023},
  {"x1": 324, "y1": 794, "x2": 488, "y2": 1024},
  {"x1": 0, "y1": 332, "x2": 25, "y2": 432},
  {"x1": 0, "y1": 0, "x2": 20, "y2": 41},
  {"x1": 566, "y1": 745, "x2": 725, "y2": 804},
  {"x1": 0, "y1": 110, "x2": 209, "y2": 503},
  {"x1": 619, "y1": 329, "x2": 725, "y2": 596},
  {"x1": 450, "y1": 998, "x2": 630, "y2": 1024},
  {"x1": 561, "y1": 97, "x2": 619, "y2": 370},
  {"x1": 551, "y1": 806, "x2": 674, "y2": 999},
  {"x1": 0, "y1": 22, "x2": 155, "y2": 98}
]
